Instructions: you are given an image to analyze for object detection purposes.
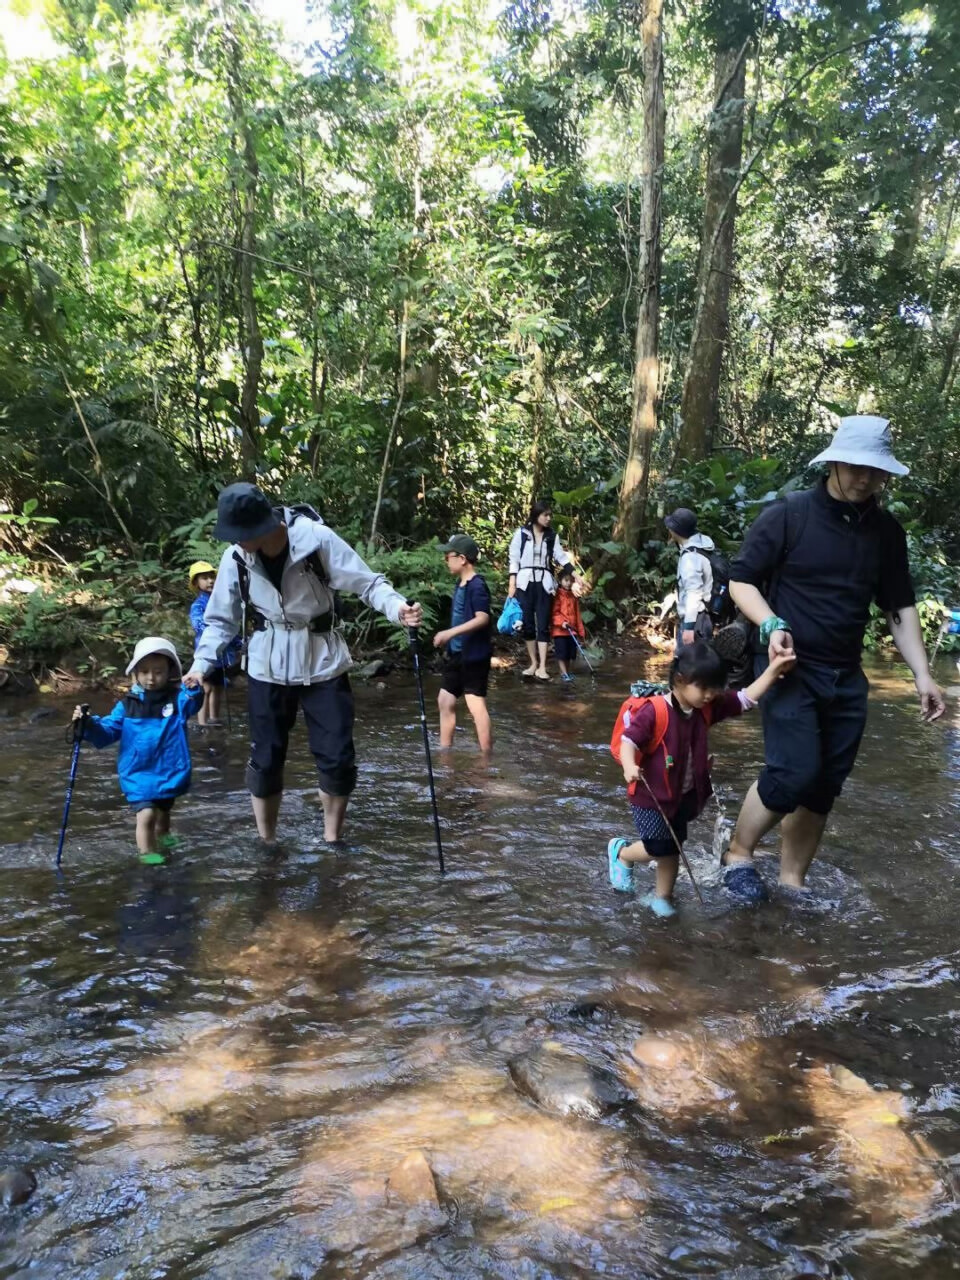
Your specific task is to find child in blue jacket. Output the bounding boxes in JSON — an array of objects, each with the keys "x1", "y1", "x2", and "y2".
[
  {"x1": 73, "y1": 637, "x2": 203, "y2": 858},
  {"x1": 189, "y1": 561, "x2": 242, "y2": 726}
]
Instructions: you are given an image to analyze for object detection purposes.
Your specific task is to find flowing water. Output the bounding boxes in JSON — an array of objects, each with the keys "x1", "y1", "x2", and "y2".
[{"x1": 1, "y1": 655, "x2": 959, "y2": 1278}]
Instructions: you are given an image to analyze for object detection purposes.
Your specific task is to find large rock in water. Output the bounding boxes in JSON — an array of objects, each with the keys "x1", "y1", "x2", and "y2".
[
  {"x1": 0, "y1": 1166, "x2": 36, "y2": 1208},
  {"x1": 386, "y1": 1151, "x2": 440, "y2": 1208},
  {"x1": 508, "y1": 1043, "x2": 632, "y2": 1119}
]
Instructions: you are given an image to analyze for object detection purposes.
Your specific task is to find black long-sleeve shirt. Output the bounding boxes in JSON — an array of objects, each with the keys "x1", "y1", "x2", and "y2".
[{"x1": 730, "y1": 481, "x2": 915, "y2": 668}]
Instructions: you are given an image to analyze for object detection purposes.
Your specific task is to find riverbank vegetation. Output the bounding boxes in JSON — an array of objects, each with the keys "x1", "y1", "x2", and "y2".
[{"x1": 1, "y1": 0, "x2": 958, "y2": 681}]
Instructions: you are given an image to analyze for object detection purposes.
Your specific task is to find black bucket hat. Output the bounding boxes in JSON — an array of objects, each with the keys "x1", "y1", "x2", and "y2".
[
  {"x1": 213, "y1": 482, "x2": 282, "y2": 544},
  {"x1": 664, "y1": 507, "x2": 698, "y2": 538}
]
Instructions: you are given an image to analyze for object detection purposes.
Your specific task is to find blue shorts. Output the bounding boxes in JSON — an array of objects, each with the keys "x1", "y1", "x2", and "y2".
[{"x1": 630, "y1": 794, "x2": 696, "y2": 859}]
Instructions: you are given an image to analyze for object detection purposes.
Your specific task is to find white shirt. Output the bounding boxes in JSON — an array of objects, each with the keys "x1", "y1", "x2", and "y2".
[{"x1": 508, "y1": 526, "x2": 573, "y2": 594}]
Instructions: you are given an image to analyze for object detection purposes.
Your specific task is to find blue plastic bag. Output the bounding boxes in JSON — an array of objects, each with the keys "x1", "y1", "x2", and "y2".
[{"x1": 497, "y1": 596, "x2": 523, "y2": 635}]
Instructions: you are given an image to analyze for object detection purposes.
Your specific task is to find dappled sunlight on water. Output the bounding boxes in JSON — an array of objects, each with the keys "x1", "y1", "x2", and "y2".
[{"x1": 0, "y1": 653, "x2": 958, "y2": 1276}]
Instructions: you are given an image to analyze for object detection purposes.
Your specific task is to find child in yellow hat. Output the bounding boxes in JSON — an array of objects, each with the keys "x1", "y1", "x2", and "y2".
[{"x1": 189, "y1": 562, "x2": 242, "y2": 726}]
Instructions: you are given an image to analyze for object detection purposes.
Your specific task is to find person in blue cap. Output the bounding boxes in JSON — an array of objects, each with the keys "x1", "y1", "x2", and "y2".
[
  {"x1": 183, "y1": 483, "x2": 422, "y2": 846},
  {"x1": 721, "y1": 415, "x2": 945, "y2": 903}
]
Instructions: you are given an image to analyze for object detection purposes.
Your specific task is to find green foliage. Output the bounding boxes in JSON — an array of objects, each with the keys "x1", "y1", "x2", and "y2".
[{"x1": 0, "y1": 0, "x2": 958, "y2": 675}]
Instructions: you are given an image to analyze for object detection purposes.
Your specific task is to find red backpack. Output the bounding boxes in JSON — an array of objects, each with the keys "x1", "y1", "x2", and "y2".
[
  {"x1": 611, "y1": 685, "x2": 716, "y2": 799},
  {"x1": 610, "y1": 692, "x2": 671, "y2": 766}
]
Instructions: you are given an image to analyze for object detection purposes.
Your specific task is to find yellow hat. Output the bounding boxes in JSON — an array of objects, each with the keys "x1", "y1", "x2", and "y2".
[{"x1": 189, "y1": 560, "x2": 216, "y2": 591}]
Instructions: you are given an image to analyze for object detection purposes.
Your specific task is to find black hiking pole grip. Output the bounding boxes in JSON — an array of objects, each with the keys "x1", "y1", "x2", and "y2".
[
  {"x1": 406, "y1": 605, "x2": 445, "y2": 875},
  {"x1": 57, "y1": 703, "x2": 89, "y2": 869}
]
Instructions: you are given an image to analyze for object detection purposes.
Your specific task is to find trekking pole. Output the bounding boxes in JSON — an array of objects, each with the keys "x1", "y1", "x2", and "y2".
[
  {"x1": 56, "y1": 704, "x2": 89, "y2": 869},
  {"x1": 628, "y1": 774, "x2": 704, "y2": 905},
  {"x1": 405, "y1": 606, "x2": 445, "y2": 875},
  {"x1": 221, "y1": 654, "x2": 232, "y2": 732},
  {"x1": 563, "y1": 623, "x2": 596, "y2": 675}
]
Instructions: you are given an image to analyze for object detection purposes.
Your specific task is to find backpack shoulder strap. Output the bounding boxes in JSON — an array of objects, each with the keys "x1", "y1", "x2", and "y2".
[
  {"x1": 783, "y1": 489, "x2": 813, "y2": 557},
  {"x1": 232, "y1": 548, "x2": 251, "y2": 607},
  {"x1": 647, "y1": 695, "x2": 671, "y2": 755},
  {"x1": 285, "y1": 505, "x2": 329, "y2": 586}
]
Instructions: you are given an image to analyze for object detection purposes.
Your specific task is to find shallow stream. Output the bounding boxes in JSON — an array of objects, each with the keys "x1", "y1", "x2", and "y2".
[{"x1": 1, "y1": 654, "x2": 958, "y2": 1278}]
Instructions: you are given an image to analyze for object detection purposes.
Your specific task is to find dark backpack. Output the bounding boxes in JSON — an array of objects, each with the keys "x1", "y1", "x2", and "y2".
[
  {"x1": 766, "y1": 489, "x2": 813, "y2": 602},
  {"x1": 233, "y1": 503, "x2": 337, "y2": 618},
  {"x1": 518, "y1": 525, "x2": 558, "y2": 575},
  {"x1": 680, "y1": 545, "x2": 735, "y2": 626}
]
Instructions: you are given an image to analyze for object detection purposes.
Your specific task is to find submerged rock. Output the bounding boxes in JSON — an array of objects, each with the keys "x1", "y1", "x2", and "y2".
[
  {"x1": 357, "y1": 659, "x2": 387, "y2": 679},
  {"x1": 630, "y1": 1036, "x2": 685, "y2": 1070},
  {"x1": 0, "y1": 1166, "x2": 37, "y2": 1207},
  {"x1": 386, "y1": 1150, "x2": 439, "y2": 1208},
  {"x1": 508, "y1": 1044, "x2": 632, "y2": 1119}
]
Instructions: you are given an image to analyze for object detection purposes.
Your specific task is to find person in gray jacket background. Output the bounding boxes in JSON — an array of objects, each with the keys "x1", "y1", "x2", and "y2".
[
  {"x1": 185, "y1": 483, "x2": 422, "y2": 846},
  {"x1": 665, "y1": 507, "x2": 715, "y2": 647}
]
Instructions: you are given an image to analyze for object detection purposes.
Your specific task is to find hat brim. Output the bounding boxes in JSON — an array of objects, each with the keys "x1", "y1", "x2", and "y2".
[
  {"x1": 213, "y1": 509, "x2": 282, "y2": 543},
  {"x1": 126, "y1": 648, "x2": 182, "y2": 678},
  {"x1": 808, "y1": 447, "x2": 909, "y2": 477}
]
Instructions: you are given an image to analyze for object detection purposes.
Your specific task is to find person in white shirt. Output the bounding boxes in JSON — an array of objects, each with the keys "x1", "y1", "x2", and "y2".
[
  {"x1": 507, "y1": 502, "x2": 583, "y2": 681},
  {"x1": 184, "y1": 483, "x2": 422, "y2": 846}
]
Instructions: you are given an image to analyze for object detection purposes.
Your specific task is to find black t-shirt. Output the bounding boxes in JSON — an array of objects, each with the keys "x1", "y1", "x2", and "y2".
[
  {"x1": 259, "y1": 545, "x2": 289, "y2": 596},
  {"x1": 729, "y1": 481, "x2": 915, "y2": 668}
]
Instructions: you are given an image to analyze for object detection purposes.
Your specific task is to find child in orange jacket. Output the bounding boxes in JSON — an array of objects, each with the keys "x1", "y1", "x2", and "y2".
[{"x1": 551, "y1": 565, "x2": 585, "y2": 682}]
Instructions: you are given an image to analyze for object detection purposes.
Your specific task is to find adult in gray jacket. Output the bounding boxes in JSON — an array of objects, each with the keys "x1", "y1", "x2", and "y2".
[
  {"x1": 665, "y1": 507, "x2": 715, "y2": 647},
  {"x1": 184, "y1": 483, "x2": 422, "y2": 845}
]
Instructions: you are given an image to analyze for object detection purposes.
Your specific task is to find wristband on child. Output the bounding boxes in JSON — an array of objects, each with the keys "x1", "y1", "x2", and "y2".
[{"x1": 759, "y1": 616, "x2": 791, "y2": 646}]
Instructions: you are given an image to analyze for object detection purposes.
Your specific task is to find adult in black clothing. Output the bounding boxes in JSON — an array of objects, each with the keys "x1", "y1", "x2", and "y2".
[{"x1": 723, "y1": 415, "x2": 945, "y2": 902}]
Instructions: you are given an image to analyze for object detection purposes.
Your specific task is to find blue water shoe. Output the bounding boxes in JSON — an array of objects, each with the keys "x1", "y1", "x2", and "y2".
[
  {"x1": 642, "y1": 893, "x2": 677, "y2": 918},
  {"x1": 607, "y1": 838, "x2": 634, "y2": 892}
]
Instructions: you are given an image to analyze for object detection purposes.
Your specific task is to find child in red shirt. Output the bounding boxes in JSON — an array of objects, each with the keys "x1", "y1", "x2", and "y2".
[
  {"x1": 608, "y1": 641, "x2": 795, "y2": 916},
  {"x1": 551, "y1": 565, "x2": 585, "y2": 683}
]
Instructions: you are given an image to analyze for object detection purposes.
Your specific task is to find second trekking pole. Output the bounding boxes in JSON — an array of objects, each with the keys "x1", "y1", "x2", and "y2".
[
  {"x1": 563, "y1": 623, "x2": 596, "y2": 675},
  {"x1": 406, "y1": 614, "x2": 445, "y2": 875},
  {"x1": 56, "y1": 704, "x2": 89, "y2": 869}
]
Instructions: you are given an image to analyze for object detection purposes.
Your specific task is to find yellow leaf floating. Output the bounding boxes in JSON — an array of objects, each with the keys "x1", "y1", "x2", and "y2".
[
  {"x1": 466, "y1": 1111, "x2": 497, "y2": 1126},
  {"x1": 539, "y1": 1196, "x2": 577, "y2": 1214}
]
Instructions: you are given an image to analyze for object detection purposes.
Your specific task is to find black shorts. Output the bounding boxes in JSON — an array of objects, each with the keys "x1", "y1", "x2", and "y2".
[
  {"x1": 756, "y1": 658, "x2": 868, "y2": 816},
  {"x1": 246, "y1": 673, "x2": 356, "y2": 798},
  {"x1": 133, "y1": 797, "x2": 176, "y2": 814},
  {"x1": 440, "y1": 653, "x2": 490, "y2": 699},
  {"x1": 205, "y1": 662, "x2": 241, "y2": 688},
  {"x1": 553, "y1": 634, "x2": 577, "y2": 662}
]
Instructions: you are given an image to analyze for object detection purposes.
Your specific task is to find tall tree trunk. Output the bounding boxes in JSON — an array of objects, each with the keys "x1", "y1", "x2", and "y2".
[
  {"x1": 225, "y1": 13, "x2": 263, "y2": 480},
  {"x1": 368, "y1": 300, "x2": 409, "y2": 553},
  {"x1": 939, "y1": 304, "x2": 960, "y2": 395},
  {"x1": 615, "y1": 0, "x2": 665, "y2": 549},
  {"x1": 528, "y1": 339, "x2": 547, "y2": 504},
  {"x1": 677, "y1": 43, "x2": 747, "y2": 461}
]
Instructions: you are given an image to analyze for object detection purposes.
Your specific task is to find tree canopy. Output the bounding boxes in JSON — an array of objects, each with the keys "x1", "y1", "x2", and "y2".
[{"x1": 1, "y1": 0, "x2": 958, "y2": 663}]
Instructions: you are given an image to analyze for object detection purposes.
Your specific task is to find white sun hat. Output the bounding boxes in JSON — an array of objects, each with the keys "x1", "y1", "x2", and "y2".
[
  {"x1": 125, "y1": 636, "x2": 183, "y2": 678},
  {"x1": 808, "y1": 415, "x2": 908, "y2": 476}
]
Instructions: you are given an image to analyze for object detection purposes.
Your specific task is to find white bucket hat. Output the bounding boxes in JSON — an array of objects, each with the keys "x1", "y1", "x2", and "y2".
[
  {"x1": 125, "y1": 636, "x2": 182, "y2": 678},
  {"x1": 809, "y1": 415, "x2": 908, "y2": 476}
]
